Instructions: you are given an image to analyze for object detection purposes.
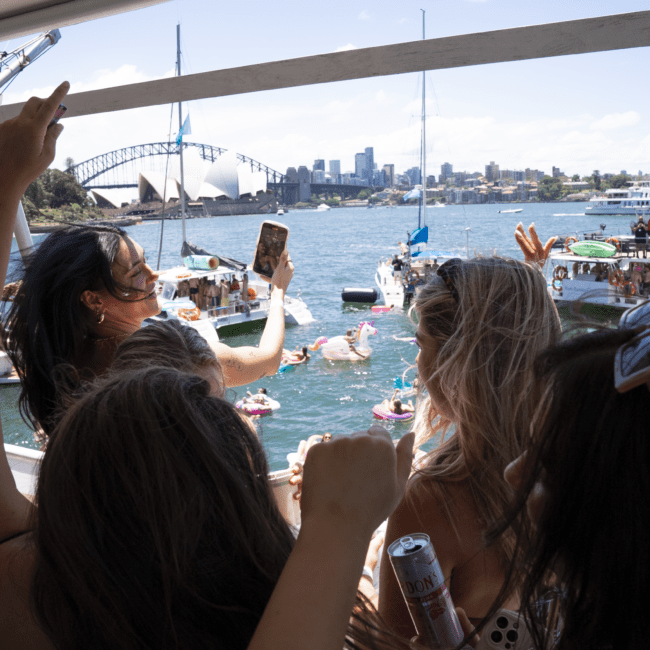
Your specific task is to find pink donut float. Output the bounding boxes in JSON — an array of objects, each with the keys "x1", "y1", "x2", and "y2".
[
  {"x1": 372, "y1": 404, "x2": 414, "y2": 421},
  {"x1": 235, "y1": 398, "x2": 280, "y2": 416}
]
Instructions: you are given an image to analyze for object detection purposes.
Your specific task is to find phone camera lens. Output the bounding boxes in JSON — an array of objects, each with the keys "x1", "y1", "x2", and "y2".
[
  {"x1": 496, "y1": 616, "x2": 509, "y2": 629},
  {"x1": 506, "y1": 630, "x2": 518, "y2": 643},
  {"x1": 490, "y1": 631, "x2": 503, "y2": 643}
]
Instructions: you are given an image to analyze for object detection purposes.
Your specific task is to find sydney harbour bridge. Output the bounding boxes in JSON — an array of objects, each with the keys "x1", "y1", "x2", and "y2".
[{"x1": 68, "y1": 142, "x2": 370, "y2": 205}]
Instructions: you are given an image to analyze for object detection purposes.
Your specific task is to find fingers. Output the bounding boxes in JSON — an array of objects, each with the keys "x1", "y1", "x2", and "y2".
[
  {"x1": 456, "y1": 607, "x2": 479, "y2": 647},
  {"x1": 543, "y1": 236, "x2": 557, "y2": 259},
  {"x1": 528, "y1": 223, "x2": 543, "y2": 254},
  {"x1": 36, "y1": 81, "x2": 70, "y2": 122},
  {"x1": 395, "y1": 432, "x2": 415, "y2": 492}
]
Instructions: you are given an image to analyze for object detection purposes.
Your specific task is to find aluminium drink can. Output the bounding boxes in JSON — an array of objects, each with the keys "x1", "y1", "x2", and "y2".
[{"x1": 387, "y1": 533, "x2": 464, "y2": 650}]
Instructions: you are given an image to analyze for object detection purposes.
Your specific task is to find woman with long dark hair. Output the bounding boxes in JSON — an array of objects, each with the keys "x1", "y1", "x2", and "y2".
[
  {"x1": 494, "y1": 316, "x2": 649, "y2": 650},
  {"x1": 3, "y1": 132, "x2": 293, "y2": 437}
]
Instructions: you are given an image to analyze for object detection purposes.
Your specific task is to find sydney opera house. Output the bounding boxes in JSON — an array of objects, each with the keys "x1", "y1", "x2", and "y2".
[{"x1": 89, "y1": 149, "x2": 276, "y2": 216}]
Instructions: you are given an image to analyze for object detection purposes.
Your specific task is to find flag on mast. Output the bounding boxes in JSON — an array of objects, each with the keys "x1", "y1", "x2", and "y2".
[{"x1": 176, "y1": 115, "x2": 192, "y2": 146}]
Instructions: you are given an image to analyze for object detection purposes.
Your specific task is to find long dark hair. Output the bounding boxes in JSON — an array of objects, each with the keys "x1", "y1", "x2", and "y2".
[
  {"x1": 30, "y1": 366, "x2": 411, "y2": 650},
  {"x1": 31, "y1": 367, "x2": 297, "y2": 650},
  {"x1": 2, "y1": 225, "x2": 127, "y2": 434},
  {"x1": 488, "y1": 327, "x2": 648, "y2": 650}
]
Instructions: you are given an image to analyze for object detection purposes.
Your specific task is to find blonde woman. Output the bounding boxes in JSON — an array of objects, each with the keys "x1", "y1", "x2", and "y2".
[{"x1": 378, "y1": 256, "x2": 561, "y2": 636}]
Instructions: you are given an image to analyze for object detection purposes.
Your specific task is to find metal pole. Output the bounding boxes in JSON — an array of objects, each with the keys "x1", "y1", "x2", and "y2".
[
  {"x1": 13, "y1": 202, "x2": 34, "y2": 261},
  {"x1": 177, "y1": 23, "x2": 186, "y2": 244},
  {"x1": 420, "y1": 8, "x2": 426, "y2": 232}
]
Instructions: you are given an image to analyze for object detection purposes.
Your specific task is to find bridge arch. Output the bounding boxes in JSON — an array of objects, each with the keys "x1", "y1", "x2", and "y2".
[{"x1": 69, "y1": 142, "x2": 286, "y2": 188}]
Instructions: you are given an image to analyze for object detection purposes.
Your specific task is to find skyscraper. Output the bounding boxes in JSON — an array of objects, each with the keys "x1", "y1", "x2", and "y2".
[
  {"x1": 329, "y1": 160, "x2": 341, "y2": 183},
  {"x1": 364, "y1": 147, "x2": 374, "y2": 186},
  {"x1": 355, "y1": 153, "x2": 367, "y2": 182},
  {"x1": 440, "y1": 162, "x2": 453, "y2": 183},
  {"x1": 485, "y1": 161, "x2": 499, "y2": 183},
  {"x1": 313, "y1": 159, "x2": 325, "y2": 172},
  {"x1": 382, "y1": 164, "x2": 395, "y2": 187}
]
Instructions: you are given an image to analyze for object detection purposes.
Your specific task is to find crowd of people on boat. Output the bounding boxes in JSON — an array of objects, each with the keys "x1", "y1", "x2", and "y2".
[
  {"x1": 175, "y1": 271, "x2": 254, "y2": 314},
  {"x1": 1, "y1": 83, "x2": 647, "y2": 650}
]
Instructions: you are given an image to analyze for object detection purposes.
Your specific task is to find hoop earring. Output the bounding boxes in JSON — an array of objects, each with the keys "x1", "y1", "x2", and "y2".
[{"x1": 96, "y1": 310, "x2": 105, "y2": 324}]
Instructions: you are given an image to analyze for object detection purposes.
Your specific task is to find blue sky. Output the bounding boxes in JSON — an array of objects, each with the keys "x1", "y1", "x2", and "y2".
[{"x1": 1, "y1": 0, "x2": 649, "y2": 185}]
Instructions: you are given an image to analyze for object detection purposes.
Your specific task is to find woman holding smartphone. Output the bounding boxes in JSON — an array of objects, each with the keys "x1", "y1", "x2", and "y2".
[{"x1": 3, "y1": 128, "x2": 293, "y2": 437}]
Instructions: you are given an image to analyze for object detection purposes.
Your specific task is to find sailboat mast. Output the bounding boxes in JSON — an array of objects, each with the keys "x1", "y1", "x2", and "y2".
[
  {"x1": 420, "y1": 9, "x2": 426, "y2": 231},
  {"x1": 176, "y1": 23, "x2": 187, "y2": 244}
]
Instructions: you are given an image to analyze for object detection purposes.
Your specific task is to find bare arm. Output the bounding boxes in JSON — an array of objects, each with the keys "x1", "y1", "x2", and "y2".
[
  {"x1": 247, "y1": 428, "x2": 414, "y2": 650},
  {"x1": 0, "y1": 81, "x2": 68, "y2": 540},
  {"x1": 212, "y1": 249, "x2": 293, "y2": 386}
]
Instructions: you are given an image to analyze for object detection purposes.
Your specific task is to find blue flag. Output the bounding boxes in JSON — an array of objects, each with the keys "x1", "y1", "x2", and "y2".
[
  {"x1": 176, "y1": 115, "x2": 192, "y2": 146},
  {"x1": 409, "y1": 226, "x2": 429, "y2": 246}
]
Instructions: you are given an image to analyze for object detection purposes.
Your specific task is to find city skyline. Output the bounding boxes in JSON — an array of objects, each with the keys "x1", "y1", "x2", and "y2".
[{"x1": 1, "y1": 1, "x2": 648, "y2": 179}]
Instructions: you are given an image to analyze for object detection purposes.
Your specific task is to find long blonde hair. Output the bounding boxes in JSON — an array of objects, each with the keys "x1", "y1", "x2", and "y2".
[{"x1": 410, "y1": 257, "x2": 560, "y2": 556}]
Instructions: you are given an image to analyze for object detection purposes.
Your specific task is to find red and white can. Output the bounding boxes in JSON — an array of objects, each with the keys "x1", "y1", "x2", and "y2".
[{"x1": 387, "y1": 533, "x2": 464, "y2": 649}]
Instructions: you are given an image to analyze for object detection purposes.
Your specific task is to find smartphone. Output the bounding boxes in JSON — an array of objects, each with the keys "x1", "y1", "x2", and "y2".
[
  {"x1": 252, "y1": 220, "x2": 289, "y2": 279},
  {"x1": 49, "y1": 103, "x2": 67, "y2": 126}
]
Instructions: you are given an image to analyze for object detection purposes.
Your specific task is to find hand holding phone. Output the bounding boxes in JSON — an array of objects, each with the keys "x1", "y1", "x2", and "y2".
[{"x1": 253, "y1": 220, "x2": 290, "y2": 280}]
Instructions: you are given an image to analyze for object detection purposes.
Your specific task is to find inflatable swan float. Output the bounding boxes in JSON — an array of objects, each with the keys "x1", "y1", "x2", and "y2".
[{"x1": 309, "y1": 321, "x2": 377, "y2": 361}]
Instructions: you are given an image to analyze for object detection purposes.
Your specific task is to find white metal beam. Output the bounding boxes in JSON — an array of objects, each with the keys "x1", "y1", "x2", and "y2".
[
  {"x1": 0, "y1": 0, "x2": 170, "y2": 42},
  {"x1": 1, "y1": 10, "x2": 648, "y2": 121}
]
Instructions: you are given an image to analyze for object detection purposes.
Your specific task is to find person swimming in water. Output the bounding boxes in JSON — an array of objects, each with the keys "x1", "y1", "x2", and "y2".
[{"x1": 380, "y1": 389, "x2": 414, "y2": 415}]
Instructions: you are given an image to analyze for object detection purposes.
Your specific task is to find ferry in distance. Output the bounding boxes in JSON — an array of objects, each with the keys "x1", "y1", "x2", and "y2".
[{"x1": 586, "y1": 180, "x2": 650, "y2": 216}]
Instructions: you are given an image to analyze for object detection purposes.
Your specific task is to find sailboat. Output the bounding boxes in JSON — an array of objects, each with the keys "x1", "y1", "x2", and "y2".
[
  {"x1": 374, "y1": 11, "x2": 454, "y2": 309},
  {"x1": 151, "y1": 26, "x2": 314, "y2": 337}
]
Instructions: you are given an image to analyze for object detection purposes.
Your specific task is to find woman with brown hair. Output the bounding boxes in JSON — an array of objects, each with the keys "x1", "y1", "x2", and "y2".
[{"x1": 379, "y1": 256, "x2": 561, "y2": 636}]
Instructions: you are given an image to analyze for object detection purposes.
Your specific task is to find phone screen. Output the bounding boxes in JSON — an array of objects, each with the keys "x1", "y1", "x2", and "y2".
[{"x1": 253, "y1": 222, "x2": 289, "y2": 278}]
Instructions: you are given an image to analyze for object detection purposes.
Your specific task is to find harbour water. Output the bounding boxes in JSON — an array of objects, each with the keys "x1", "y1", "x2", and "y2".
[{"x1": 2, "y1": 203, "x2": 628, "y2": 470}]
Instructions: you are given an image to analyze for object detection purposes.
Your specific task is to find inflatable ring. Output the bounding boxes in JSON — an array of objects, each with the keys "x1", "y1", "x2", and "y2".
[
  {"x1": 564, "y1": 236, "x2": 578, "y2": 253},
  {"x1": 176, "y1": 272, "x2": 191, "y2": 279},
  {"x1": 235, "y1": 398, "x2": 280, "y2": 416},
  {"x1": 372, "y1": 404, "x2": 414, "y2": 421},
  {"x1": 606, "y1": 237, "x2": 621, "y2": 252},
  {"x1": 551, "y1": 278, "x2": 563, "y2": 292},
  {"x1": 611, "y1": 269, "x2": 625, "y2": 287},
  {"x1": 248, "y1": 287, "x2": 257, "y2": 299},
  {"x1": 553, "y1": 266, "x2": 568, "y2": 280},
  {"x1": 177, "y1": 306, "x2": 201, "y2": 321}
]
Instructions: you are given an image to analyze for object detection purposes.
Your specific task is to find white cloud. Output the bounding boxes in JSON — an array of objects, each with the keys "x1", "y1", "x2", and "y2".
[
  {"x1": 335, "y1": 43, "x2": 357, "y2": 52},
  {"x1": 358, "y1": 11, "x2": 370, "y2": 20},
  {"x1": 398, "y1": 18, "x2": 408, "y2": 24},
  {"x1": 375, "y1": 90, "x2": 386, "y2": 103},
  {"x1": 590, "y1": 111, "x2": 641, "y2": 131}
]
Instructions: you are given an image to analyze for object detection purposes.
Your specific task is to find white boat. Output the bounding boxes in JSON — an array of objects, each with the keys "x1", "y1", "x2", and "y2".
[
  {"x1": 155, "y1": 264, "x2": 314, "y2": 337},
  {"x1": 546, "y1": 241, "x2": 648, "y2": 313},
  {"x1": 375, "y1": 12, "x2": 461, "y2": 310},
  {"x1": 498, "y1": 208, "x2": 523, "y2": 213},
  {"x1": 586, "y1": 180, "x2": 650, "y2": 216},
  {"x1": 276, "y1": 208, "x2": 285, "y2": 215},
  {"x1": 315, "y1": 203, "x2": 330, "y2": 211}
]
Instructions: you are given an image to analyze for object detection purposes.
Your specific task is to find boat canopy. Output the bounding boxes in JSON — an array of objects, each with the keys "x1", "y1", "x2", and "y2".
[
  {"x1": 181, "y1": 240, "x2": 247, "y2": 271},
  {"x1": 408, "y1": 226, "x2": 428, "y2": 247}
]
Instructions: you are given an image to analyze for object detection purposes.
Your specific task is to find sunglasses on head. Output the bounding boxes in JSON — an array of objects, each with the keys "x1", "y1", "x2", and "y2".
[
  {"x1": 614, "y1": 301, "x2": 650, "y2": 393},
  {"x1": 436, "y1": 258, "x2": 463, "y2": 302}
]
